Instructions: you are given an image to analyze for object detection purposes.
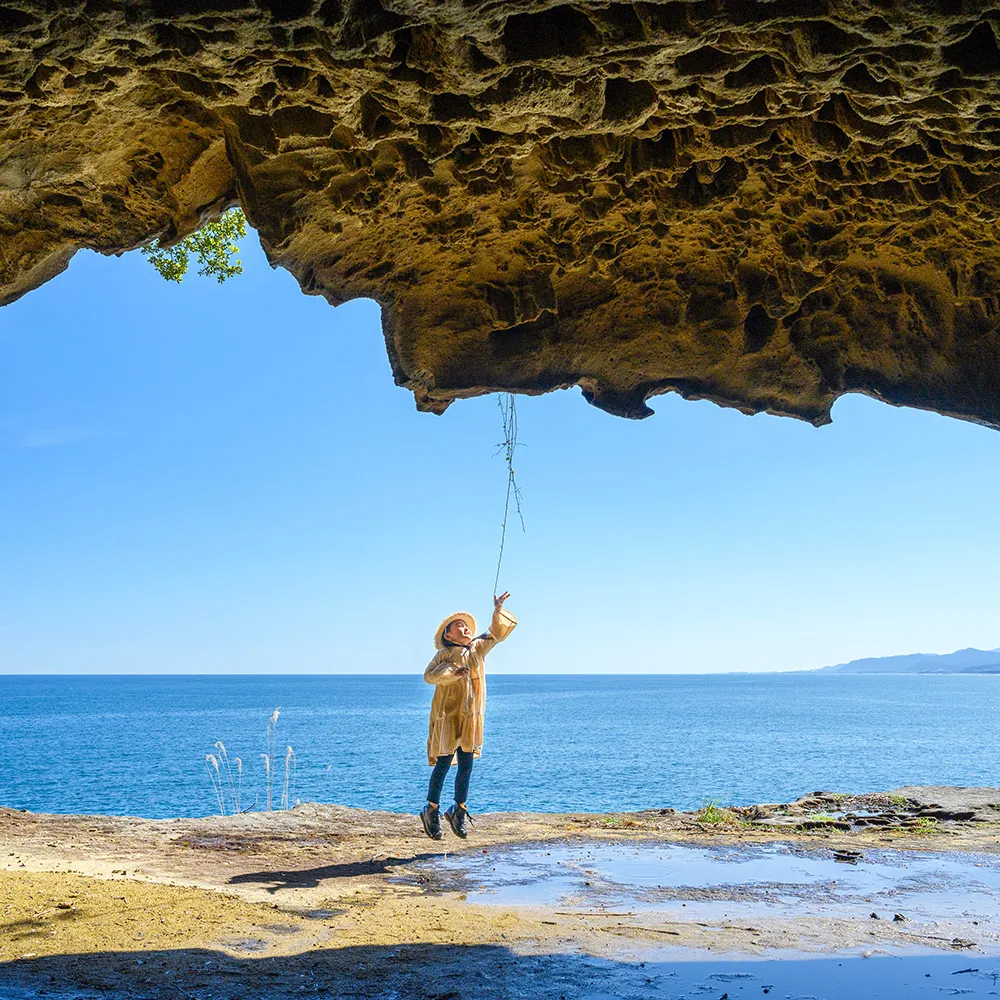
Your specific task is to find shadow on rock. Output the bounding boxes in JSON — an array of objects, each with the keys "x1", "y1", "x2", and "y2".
[
  {"x1": 228, "y1": 852, "x2": 446, "y2": 892},
  {"x1": 3, "y1": 943, "x2": 1000, "y2": 1000}
]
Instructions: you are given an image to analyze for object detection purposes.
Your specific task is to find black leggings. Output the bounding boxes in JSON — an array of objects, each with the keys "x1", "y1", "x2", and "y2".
[{"x1": 427, "y1": 749, "x2": 474, "y2": 806}]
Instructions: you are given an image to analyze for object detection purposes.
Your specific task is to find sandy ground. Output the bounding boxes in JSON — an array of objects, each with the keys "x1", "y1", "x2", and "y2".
[{"x1": 1, "y1": 787, "x2": 999, "y2": 998}]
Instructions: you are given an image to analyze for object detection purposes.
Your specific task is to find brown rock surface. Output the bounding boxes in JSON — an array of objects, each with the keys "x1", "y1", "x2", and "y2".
[
  {"x1": 1, "y1": 791, "x2": 999, "y2": 997},
  {"x1": 3, "y1": 1, "x2": 1000, "y2": 425}
]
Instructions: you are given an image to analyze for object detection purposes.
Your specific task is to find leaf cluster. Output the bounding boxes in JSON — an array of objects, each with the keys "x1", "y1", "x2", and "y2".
[{"x1": 141, "y1": 208, "x2": 247, "y2": 283}]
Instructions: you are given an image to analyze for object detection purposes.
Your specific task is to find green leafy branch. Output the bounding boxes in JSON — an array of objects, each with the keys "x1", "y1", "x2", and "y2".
[{"x1": 141, "y1": 208, "x2": 247, "y2": 284}]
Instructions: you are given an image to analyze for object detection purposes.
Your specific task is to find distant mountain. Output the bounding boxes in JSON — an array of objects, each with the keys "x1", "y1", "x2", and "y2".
[{"x1": 815, "y1": 647, "x2": 1000, "y2": 674}]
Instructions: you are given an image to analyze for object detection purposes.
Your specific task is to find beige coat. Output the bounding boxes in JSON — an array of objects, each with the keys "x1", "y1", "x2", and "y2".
[{"x1": 424, "y1": 606, "x2": 517, "y2": 765}]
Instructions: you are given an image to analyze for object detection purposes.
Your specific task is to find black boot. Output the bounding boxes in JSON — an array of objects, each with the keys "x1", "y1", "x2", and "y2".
[
  {"x1": 419, "y1": 803, "x2": 442, "y2": 840},
  {"x1": 443, "y1": 803, "x2": 473, "y2": 839}
]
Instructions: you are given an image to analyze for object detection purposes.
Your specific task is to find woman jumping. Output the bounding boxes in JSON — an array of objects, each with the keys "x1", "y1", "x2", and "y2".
[{"x1": 419, "y1": 592, "x2": 516, "y2": 840}]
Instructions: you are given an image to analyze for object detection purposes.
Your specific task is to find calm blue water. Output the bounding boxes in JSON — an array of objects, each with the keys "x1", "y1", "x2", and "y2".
[{"x1": 1, "y1": 674, "x2": 997, "y2": 819}]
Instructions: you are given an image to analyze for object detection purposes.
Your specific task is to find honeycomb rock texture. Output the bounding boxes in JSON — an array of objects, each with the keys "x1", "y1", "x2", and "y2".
[{"x1": 3, "y1": 0, "x2": 1000, "y2": 426}]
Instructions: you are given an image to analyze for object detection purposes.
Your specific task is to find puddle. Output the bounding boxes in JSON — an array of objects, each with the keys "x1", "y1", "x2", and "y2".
[
  {"x1": 217, "y1": 936, "x2": 269, "y2": 952},
  {"x1": 413, "y1": 841, "x2": 1000, "y2": 923},
  {"x1": 299, "y1": 908, "x2": 346, "y2": 920}
]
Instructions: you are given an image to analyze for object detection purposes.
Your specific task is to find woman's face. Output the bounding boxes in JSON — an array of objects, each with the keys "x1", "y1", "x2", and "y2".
[{"x1": 444, "y1": 619, "x2": 473, "y2": 646}]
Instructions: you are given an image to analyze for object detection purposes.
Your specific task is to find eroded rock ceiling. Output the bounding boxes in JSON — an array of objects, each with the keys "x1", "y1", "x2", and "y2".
[{"x1": 3, "y1": 0, "x2": 1000, "y2": 426}]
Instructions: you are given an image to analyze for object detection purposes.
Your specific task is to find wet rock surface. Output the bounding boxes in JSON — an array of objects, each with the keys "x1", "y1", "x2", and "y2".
[
  {"x1": 894, "y1": 785, "x2": 1000, "y2": 822},
  {"x1": 3, "y1": 2, "x2": 1000, "y2": 426},
  {"x1": 412, "y1": 838, "x2": 1000, "y2": 926},
  {"x1": 732, "y1": 787, "x2": 1000, "y2": 830}
]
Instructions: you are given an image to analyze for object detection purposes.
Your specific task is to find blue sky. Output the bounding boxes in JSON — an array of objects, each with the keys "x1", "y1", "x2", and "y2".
[{"x1": 1, "y1": 235, "x2": 997, "y2": 674}]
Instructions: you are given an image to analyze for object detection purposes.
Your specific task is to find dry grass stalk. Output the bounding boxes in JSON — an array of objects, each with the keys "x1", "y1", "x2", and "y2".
[
  {"x1": 234, "y1": 757, "x2": 242, "y2": 813},
  {"x1": 205, "y1": 754, "x2": 225, "y2": 816},
  {"x1": 266, "y1": 708, "x2": 280, "y2": 811},
  {"x1": 214, "y1": 740, "x2": 238, "y2": 814},
  {"x1": 260, "y1": 753, "x2": 272, "y2": 811},
  {"x1": 204, "y1": 708, "x2": 284, "y2": 814},
  {"x1": 280, "y1": 746, "x2": 297, "y2": 810}
]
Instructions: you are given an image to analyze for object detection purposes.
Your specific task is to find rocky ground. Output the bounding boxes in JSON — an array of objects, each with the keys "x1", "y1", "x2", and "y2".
[{"x1": 1, "y1": 787, "x2": 999, "y2": 999}]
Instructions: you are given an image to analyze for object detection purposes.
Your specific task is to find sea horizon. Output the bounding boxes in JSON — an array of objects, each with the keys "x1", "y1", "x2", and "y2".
[
  {"x1": 3, "y1": 673, "x2": 997, "y2": 820},
  {"x1": 5, "y1": 667, "x2": 997, "y2": 676}
]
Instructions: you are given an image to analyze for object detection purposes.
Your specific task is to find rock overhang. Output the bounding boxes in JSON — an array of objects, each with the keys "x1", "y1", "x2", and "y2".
[{"x1": 2, "y1": 0, "x2": 999, "y2": 428}]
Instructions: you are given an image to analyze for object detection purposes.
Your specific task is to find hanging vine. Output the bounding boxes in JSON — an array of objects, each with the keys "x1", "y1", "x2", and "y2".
[{"x1": 493, "y1": 392, "x2": 526, "y2": 595}]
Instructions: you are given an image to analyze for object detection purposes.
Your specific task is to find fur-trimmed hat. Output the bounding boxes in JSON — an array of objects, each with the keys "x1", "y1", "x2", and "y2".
[{"x1": 435, "y1": 611, "x2": 477, "y2": 650}]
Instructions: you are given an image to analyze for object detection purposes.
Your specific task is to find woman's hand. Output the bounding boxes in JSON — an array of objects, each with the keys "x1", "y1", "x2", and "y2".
[
  {"x1": 494, "y1": 591, "x2": 510, "y2": 610},
  {"x1": 452, "y1": 664, "x2": 470, "y2": 677}
]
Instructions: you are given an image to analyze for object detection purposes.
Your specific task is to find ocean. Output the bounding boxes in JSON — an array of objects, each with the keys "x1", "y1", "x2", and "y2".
[{"x1": 2, "y1": 673, "x2": 997, "y2": 819}]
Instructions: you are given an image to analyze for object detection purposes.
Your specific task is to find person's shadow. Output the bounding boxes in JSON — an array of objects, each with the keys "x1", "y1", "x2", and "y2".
[{"x1": 228, "y1": 852, "x2": 451, "y2": 892}]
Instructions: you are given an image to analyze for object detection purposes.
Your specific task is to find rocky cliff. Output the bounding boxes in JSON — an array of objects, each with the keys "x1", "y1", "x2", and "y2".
[{"x1": 3, "y1": 1, "x2": 999, "y2": 425}]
